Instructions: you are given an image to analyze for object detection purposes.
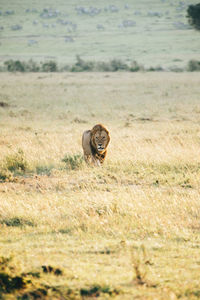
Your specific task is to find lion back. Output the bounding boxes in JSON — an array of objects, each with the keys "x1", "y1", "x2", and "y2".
[{"x1": 82, "y1": 130, "x2": 92, "y2": 156}]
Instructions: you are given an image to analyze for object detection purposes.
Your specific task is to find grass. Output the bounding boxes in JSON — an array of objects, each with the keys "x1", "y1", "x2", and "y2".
[
  {"x1": 0, "y1": 0, "x2": 199, "y2": 69},
  {"x1": 62, "y1": 153, "x2": 84, "y2": 170},
  {"x1": 0, "y1": 72, "x2": 200, "y2": 298}
]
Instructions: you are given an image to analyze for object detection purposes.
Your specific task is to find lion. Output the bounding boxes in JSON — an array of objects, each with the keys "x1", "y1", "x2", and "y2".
[{"x1": 82, "y1": 124, "x2": 110, "y2": 166}]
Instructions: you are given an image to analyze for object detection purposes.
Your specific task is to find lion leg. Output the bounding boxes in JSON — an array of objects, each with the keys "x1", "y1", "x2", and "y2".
[
  {"x1": 84, "y1": 154, "x2": 92, "y2": 164},
  {"x1": 93, "y1": 158, "x2": 101, "y2": 167},
  {"x1": 83, "y1": 154, "x2": 101, "y2": 167}
]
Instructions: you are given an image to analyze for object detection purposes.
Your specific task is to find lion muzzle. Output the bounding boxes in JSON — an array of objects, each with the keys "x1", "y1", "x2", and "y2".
[{"x1": 97, "y1": 144, "x2": 104, "y2": 152}]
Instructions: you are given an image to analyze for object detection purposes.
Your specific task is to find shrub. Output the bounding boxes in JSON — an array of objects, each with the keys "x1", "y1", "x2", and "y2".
[
  {"x1": 62, "y1": 154, "x2": 84, "y2": 170},
  {"x1": 4, "y1": 60, "x2": 26, "y2": 72},
  {"x1": 187, "y1": 3, "x2": 200, "y2": 30},
  {"x1": 169, "y1": 66, "x2": 184, "y2": 72},
  {"x1": 26, "y1": 59, "x2": 40, "y2": 72},
  {"x1": 0, "y1": 167, "x2": 13, "y2": 182},
  {"x1": 4, "y1": 149, "x2": 28, "y2": 173},
  {"x1": 0, "y1": 256, "x2": 27, "y2": 294},
  {"x1": 130, "y1": 60, "x2": 144, "y2": 72},
  {"x1": 187, "y1": 59, "x2": 200, "y2": 71},
  {"x1": 4, "y1": 59, "x2": 41, "y2": 72},
  {"x1": 71, "y1": 56, "x2": 95, "y2": 72},
  {"x1": 109, "y1": 59, "x2": 129, "y2": 71},
  {"x1": 60, "y1": 64, "x2": 71, "y2": 72},
  {"x1": 0, "y1": 217, "x2": 34, "y2": 227},
  {"x1": 35, "y1": 164, "x2": 54, "y2": 175},
  {"x1": 96, "y1": 61, "x2": 113, "y2": 71},
  {"x1": 80, "y1": 285, "x2": 120, "y2": 297},
  {"x1": 41, "y1": 61, "x2": 57, "y2": 72}
]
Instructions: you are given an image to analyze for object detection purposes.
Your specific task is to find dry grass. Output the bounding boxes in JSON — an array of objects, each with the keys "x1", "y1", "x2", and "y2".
[{"x1": 0, "y1": 72, "x2": 200, "y2": 299}]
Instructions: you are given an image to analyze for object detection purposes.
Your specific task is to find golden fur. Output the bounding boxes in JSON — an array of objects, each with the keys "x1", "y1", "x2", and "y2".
[{"x1": 82, "y1": 124, "x2": 110, "y2": 166}]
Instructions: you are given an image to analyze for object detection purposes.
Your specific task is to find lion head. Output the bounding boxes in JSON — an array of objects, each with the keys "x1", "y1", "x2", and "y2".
[{"x1": 91, "y1": 124, "x2": 110, "y2": 154}]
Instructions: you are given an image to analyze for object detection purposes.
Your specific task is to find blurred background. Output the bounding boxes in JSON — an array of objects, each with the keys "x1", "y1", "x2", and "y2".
[{"x1": 0, "y1": 0, "x2": 199, "y2": 71}]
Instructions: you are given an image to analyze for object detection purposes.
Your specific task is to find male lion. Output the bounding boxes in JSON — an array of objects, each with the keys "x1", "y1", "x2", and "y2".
[{"x1": 82, "y1": 124, "x2": 110, "y2": 166}]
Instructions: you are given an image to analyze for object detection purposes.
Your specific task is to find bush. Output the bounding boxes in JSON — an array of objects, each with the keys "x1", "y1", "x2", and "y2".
[
  {"x1": 4, "y1": 59, "x2": 41, "y2": 72},
  {"x1": 80, "y1": 285, "x2": 120, "y2": 297},
  {"x1": 109, "y1": 59, "x2": 129, "y2": 71},
  {"x1": 4, "y1": 60, "x2": 26, "y2": 72},
  {"x1": 35, "y1": 164, "x2": 54, "y2": 175},
  {"x1": 187, "y1": 60, "x2": 200, "y2": 71},
  {"x1": 71, "y1": 56, "x2": 95, "y2": 72},
  {"x1": 147, "y1": 66, "x2": 164, "y2": 72},
  {"x1": 187, "y1": 3, "x2": 200, "y2": 30},
  {"x1": 70, "y1": 57, "x2": 137, "y2": 72},
  {"x1": 130, "y1": 60, "x2": 144, "y2": 72},
  {"x1": 0, "y1": 217, "x2": 34, "y2": 227},
  {"x1": 4, "y1": 149, "x2": 28, "y2": 173},
  {"x1": 96, "y1": 61, "x2": 112, "y2": 72},
  {"x1": 0, "y1": 167, "x2": 13, "y2": 182},
  {"x1": 62, "y1": 154, "x2": 84, "y2": 170},
  {"x1": 0, "y1": 150, "x2": 29, "y2": 182},
  {"x1": 26, "y1": 59, "x2": 40, "y2": 72},
  {"x1": 3, "y1": 57, "x2": 199, "y2": 73},
  {"x1": 0, "y1": 256, "x2": 27, "y2": 294},
  {"x1": 41, "y1": 61, "x2": 57, "y2": 72}
]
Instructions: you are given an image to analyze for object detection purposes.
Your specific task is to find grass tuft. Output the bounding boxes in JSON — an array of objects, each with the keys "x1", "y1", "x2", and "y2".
[
  {"x1": 62, "y1": 154, "x2": 84, "y2": 170},
  {"x1": 42, "y1": 265, "x2": 63, "y2": 276},
  {"x1": 35, "y1": 164, "x2": 54, "y2": 176},
  {"x1": 0, "y1": 167, "x2": 13, "y2": 182},
  {"x1": 4, "y1": 149, "x2": 28, "y2": 173},
  {"x1": 0, "y1": 217, "x2": 35, "y2": 227},
  {"x1": 0, "y1": 256, "x2": 28, "y2": 294},
  {"x1": 80, "y1": 284, "x2": 121, "y2": 297}
]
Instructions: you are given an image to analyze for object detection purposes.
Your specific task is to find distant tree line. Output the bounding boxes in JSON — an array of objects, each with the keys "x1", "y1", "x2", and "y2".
[
  {"x1": 2, "y1": 57, "x2": 144, "y2": 73},
  {"x1": 1, "y1": 57, "x2": 200, "y2": 72}
]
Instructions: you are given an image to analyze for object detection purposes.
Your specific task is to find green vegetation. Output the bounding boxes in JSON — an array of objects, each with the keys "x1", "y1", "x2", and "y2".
[
  {"x1": 0, "y1": 217, "x2": 35, "y2": 227},
  {"x1": 3, "y1": 149, "x2": 28, "y2": 173},
  {"x1": 62, "y1": 153, "x2": 84, "y2": 170},
  {"x1": 1, "y1": 57, "x2": 145, "y2": 72},
  {"x1": 187, "y1": 59, "x2": 200, "y2": 71},
  {"x1": 2, "y1": 57, "x2": 200, "y2": 72},
  {"x1": 187, "y1": 3, "x2": 200, "y2": 30},
  {"x1": 0, "y1": 256, "x2": 27, "y2": 295},
  {"x1": 80, "y1": 284, "x2": 121, "y2": 297}
]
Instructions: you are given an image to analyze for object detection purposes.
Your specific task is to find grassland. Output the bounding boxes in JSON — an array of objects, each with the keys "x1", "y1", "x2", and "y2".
[
  {"x1": 0, "y1": 72, "x2": 200, "y2": 299},
  {"x1": 0, "y1": 0, "x2": 200, "y2": 69}
]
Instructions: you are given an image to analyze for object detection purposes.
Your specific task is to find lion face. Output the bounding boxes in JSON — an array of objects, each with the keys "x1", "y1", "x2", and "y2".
[{"x1": 91, "y1": 124, "x2": 110, "y2": 154}]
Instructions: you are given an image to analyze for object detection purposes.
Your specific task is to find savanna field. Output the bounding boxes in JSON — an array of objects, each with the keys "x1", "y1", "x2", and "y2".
[{"x1": 0, "y1": 72, "x2": 199, "y2": 299}]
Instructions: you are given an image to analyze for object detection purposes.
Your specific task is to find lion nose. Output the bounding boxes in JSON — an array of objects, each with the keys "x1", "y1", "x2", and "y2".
[{"x1": 98, "y1": 143, "x2": 102, "y2": 146}]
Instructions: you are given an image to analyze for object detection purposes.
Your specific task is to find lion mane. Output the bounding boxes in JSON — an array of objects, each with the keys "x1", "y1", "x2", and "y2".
[{"x1": 82, "y1": 124, "x2": 110, "y2": 166}]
